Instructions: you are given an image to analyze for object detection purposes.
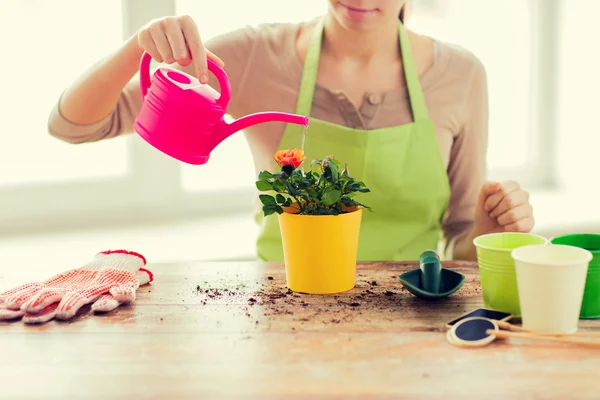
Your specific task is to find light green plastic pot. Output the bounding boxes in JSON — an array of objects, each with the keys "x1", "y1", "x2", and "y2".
[
  {"x1": 550, "y1": 233, "x2": 600, "y2": 319},
  {"x1": 473, "y1": 232, "x2": 548, "y2": 317}
]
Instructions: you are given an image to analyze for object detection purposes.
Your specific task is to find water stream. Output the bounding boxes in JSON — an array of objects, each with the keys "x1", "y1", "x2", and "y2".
[{"x1": 301, "y1": 122, "x2": 309, "y2": 153}]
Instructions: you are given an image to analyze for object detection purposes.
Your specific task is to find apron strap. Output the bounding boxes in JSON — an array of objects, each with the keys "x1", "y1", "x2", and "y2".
[
  {"x1": 295, "y1": 18, "x2": 429, "y2": 122},
  {"x1": 397, "y1": 22, "x2": 429, "y2": 122},
  {"x1": 294, "y1": 19, "x2": 324, "y2": 117}
]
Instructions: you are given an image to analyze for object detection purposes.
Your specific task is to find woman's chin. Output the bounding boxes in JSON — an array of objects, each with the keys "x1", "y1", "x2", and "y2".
[
  {"x1": 339, "y1": 18, "x2": 380, "y2": 32},
  {"x1": 333, "y1": 4, "x2": 382, "y2": 30}
]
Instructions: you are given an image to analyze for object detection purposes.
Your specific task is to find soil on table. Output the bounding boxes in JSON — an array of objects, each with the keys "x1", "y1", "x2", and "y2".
[{"x1": 192, "y1": 271, "x2": 477, "y2": 328}]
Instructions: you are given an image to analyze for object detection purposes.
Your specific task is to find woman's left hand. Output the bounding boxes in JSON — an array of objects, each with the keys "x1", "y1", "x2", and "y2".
[{"x1": 474, "y1": 180, "x2": 535, "y2": 236}]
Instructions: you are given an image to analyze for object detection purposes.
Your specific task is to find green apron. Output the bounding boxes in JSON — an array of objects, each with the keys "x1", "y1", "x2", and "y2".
[{"x1": 256, "y1": 19, "x2": 451, "y2": 261}]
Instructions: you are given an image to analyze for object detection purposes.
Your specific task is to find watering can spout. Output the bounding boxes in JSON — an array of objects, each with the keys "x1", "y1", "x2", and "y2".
[{"x1": 213, "y1": 112, "x2": 309, "y2": 149}]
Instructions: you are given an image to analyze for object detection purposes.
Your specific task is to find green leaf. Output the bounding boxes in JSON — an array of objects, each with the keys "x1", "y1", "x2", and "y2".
[
  {"x1": 263, "y1": 207, "x2": 277, "y2": 216},
  {"x1": 276, "y1": 194, "x2": 286, "y2": 204},
  {"x1": 322, "y1": 189, "x2": 342, "y2": 206},
  {"x1": 273, "y1": 180, "x2": 286, "y2": 192},
  {"x1": 283, "y1": 198, "x2": 293, "y2": 207},
  {"x1": 305, "y1": 189, "x2": 319, "y2": 202},
  {"x1": 325, "y1": 162, "x2": 338, "y2": 182},
  {"x1": 262, "y1": 204, "x2": 283, "y2": 216},
  {"x1": 255, "y1": 180, "x2": 273, "y2": 191},
  {"x1": 258, "y1": 171, "x2": 273, "y2": 180},
  {"x1": 298, "y1": 179, "x2": 310, "y2": 189},
  {"x1": 287, "y1": 182, "x2": 299, "y2": 196},
  {"x1": 259, "y1": 194, "x2": 276, "y2": 206}
]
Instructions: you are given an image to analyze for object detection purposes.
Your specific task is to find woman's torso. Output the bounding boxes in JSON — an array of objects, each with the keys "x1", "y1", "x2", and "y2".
[{"x1": 218, "y1": 23, "x2": 483, "y2": 177}]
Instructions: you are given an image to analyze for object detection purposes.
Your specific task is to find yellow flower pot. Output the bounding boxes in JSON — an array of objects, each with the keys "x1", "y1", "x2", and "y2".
[{"x1": 277, "y1": 206, "x2": 363, "y2": 294}]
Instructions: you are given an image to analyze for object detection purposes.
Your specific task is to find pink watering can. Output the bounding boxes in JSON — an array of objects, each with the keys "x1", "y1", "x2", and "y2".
[{"x1": 134, "y1": 52, "x2": 309, "y2": 165}]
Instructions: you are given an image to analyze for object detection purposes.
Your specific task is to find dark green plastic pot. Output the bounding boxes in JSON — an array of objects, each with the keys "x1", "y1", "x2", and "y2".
[{"x1": 550, "y1": 233, "x2": 600, "y2": 319}]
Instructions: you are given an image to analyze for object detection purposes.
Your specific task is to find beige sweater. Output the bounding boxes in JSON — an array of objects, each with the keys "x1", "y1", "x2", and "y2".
[{"x1": 48, "y1": 22, "x2": 489, "y2": 246}]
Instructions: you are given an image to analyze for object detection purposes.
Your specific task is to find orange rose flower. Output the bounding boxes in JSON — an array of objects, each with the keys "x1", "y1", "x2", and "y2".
[{"x1": 274, "y1": 149, "x2": 306, "y2": 169}]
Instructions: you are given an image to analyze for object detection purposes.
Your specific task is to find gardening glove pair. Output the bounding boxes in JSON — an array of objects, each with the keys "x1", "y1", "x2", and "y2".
[{"x1": 0, "y1": 249, "x2": 153, "y2": 324}]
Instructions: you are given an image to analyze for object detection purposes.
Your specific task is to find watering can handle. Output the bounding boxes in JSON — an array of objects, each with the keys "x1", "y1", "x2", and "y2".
[{"x1": 139, "y1": 52, "x2": 232, "y2": 108}]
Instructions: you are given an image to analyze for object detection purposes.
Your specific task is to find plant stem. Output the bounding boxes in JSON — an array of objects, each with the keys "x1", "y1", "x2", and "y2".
[{"x1": 292, "y1": 195, "x2": 304, "y2": 213}]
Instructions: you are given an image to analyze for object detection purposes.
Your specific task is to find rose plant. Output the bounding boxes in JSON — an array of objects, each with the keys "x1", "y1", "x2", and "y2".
[
  {"x1": 256, "y1": 149, "x2": 370, "y2": 294},
  {"x1": 255, "y1": 149, "x2": 371, "y2": 216}
]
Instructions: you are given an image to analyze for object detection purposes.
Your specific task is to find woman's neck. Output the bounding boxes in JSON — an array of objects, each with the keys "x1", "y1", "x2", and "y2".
[{"x1": 321, "y1": 13, "x2": 401, "y2": 64}]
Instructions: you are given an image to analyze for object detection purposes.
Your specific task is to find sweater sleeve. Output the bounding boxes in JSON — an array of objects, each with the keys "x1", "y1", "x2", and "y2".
[
  {"x1": 442, "y1": 56, "x2": 489, "y2": 257},
  {"x1": 47, "y1": 25, "x2": 258, "y2": 144}
]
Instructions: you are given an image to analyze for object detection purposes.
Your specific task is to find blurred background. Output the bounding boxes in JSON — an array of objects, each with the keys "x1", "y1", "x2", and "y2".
[{"x1": 1, "y1": 0, "x2": 598, "y2": 276}]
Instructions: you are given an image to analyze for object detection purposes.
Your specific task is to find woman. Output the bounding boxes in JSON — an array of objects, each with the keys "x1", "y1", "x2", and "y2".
[{"x1": 48, "y1": 0, "x2": 534, "y2": 261}]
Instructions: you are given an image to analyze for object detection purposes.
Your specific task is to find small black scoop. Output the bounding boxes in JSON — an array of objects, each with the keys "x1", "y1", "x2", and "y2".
[{"x1": 398, "y1": 250, "x2": 465, "y2": 299}]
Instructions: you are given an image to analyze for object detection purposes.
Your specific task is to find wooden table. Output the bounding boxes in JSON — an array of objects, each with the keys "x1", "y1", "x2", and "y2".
[{"x1": 1, "y1": 261, "x2": 599, "y2": 399}]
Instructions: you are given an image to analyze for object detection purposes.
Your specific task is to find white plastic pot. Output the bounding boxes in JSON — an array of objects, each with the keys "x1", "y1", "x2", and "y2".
[{"x1": 511, "y1": 244, "x2": 592, "y2": 334}]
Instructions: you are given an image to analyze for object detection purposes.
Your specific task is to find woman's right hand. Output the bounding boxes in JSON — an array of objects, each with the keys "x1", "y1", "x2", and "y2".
[{"x1": 137, "y1": 15, "x2": 224, "y2": 84}]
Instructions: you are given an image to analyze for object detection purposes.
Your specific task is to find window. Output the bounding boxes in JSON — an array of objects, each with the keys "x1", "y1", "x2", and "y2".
[
  {"x1": 408, "y1": 0, "x2": 539, "y2": 184},
  {"x1": 0, "y1": 0, "x2": 181, "y2": 233},
  {"x1": 0, "y1": 0, "x2": 128, "y2": 187}
]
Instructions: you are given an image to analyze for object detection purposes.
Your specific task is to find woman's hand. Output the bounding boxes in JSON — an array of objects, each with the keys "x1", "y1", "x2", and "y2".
[
  {"x1": 137, "y1": 15, "x2": 224, "y2": 83},
  {"x1": 453, "y1": 180, "x2": 535, "y2": 260},
  {"x1": 474, "y1": 180, "x2": 535, "y2": 236}
]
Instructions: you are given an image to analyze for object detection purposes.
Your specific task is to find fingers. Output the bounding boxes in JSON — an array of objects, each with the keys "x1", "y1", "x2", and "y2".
[
  {"x1": 495, "y1": 203, "x2": 533, "y2": 225},
  {"x1": 150, "y1": 24, "x2": 174, "y2": 63},
  {"x1": 138, "y1": 15, "x2": 224, "y2": 83},
  {"x1": 475, "y1": 180, "x2": 535, "y2": 235},
  {"x1": 138, "y1": 26, "x2": 163, "y2": 63},
  {"x1": 180, "y1": 15, "x2": 208, "y2": 82},
  {"x1": 483, "y1": 180, "x2": 521, "y2": 212},
  {"x1": 0, "y1": 305, "x2": 25, "y2": 321},
  {"x1": 504, "y1": 216, "x2": 535, "y2": 233},
  {"x1": 55, "y1": 291, "x2": 89, "y2": 320},
  {"x1": 139, "y1": 17, "x2": 189, "y2": 65},
  {"x1": 0, "y1": 298, "x2": 23, "y2": 320},
  {"x1": 480, "y1": 180, "x2": 502, "y2": 198},
  {"x1": 21, "y1": 287, "x2": 67, "y2": 313},
  {"x1": 93, "y1": 269, "x2": 150, "y2": 313},
  {"x1": 477, "y1": 181, "x2": 500, "y2": 210},
  {"x1": 482, "y1": 180, "x2": 534, "y2": 233},
  {"x1": 489, "y1": 189, "x2": 529, "y2": 218},
  {"x1": 1, "y1": 291, "x2": 59, "y2": 323},
  {"x1": 164, "y1": 17, "x2": 191, "y2": 66},
  {"x1": 91, "y1": 294, "x2": 120, "y2": 313},
  {"x1": 22, "y1": 303, "x2": 59, "y2": 324},
  {"x1": 55, "y1": 281, "x2": 114, "y2": 320},
  {"x1": 2, "y1": 283, "x2": 44, "y2": 310},
  {"x1": 109, "y1": 284, "x2": 137, "y2": 304}
]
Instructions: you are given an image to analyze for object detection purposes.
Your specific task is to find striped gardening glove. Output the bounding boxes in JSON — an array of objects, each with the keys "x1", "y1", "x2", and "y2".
[{"x1": 0, "y1": 250, "x2": 153, "y2": 324}]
